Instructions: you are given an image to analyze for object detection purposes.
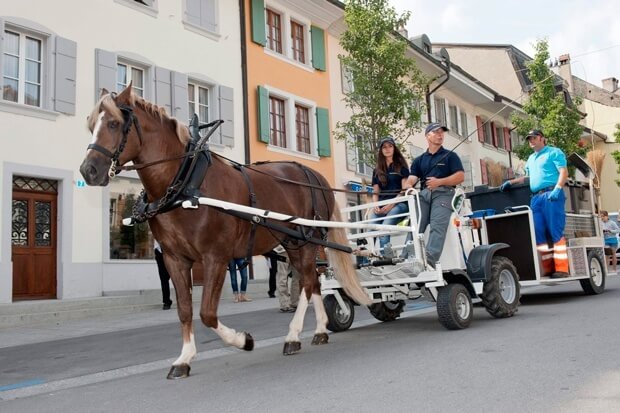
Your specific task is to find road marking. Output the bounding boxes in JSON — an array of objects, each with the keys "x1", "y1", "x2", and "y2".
[
  {"x1": 0, "y1": 379, "x2": 44, "y2": 392},
  {"x1": 0, "y1": 305, "x2": 434, "y2": 401}
]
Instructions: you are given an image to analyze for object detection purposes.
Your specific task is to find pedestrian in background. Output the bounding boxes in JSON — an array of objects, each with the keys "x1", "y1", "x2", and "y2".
[
  {"x1": 274, "y1": 246, "x2": 300, "y2": 313},
  {"x1": 228, "y1": 258, "x2": 252, "y2": 303},
  {"x1": 500, "y1": 129, "x2": 569, "y2": 278},
  {"x1": 601, "y1": 210, "x2": 619, "y2": 274},
  {"x1": 154, "y1": 240, "x2": 173, "y2": 310},
  {"x1": 262, "y1": 251, "x2": 278, "y2": 298}
]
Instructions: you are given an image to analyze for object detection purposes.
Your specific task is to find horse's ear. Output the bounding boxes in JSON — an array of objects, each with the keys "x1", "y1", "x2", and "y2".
[
  {"x1": 116, "y1": 81, "x2": 135, "y2": 105},
  {"x1": 100, "y1": 88, "x2": 109, "y2": 98}
]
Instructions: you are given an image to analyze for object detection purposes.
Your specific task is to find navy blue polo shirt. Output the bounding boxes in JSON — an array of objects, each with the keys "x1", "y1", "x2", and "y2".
[
  {"x1": 410, "y1": 147, "x2": 464, "y2": 189},
  {"x1": 372, "y1": 164, "x2": 410, "y2": 201}
]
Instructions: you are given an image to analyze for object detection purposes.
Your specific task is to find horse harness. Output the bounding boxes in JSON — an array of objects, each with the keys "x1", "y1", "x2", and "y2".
[{"x1": 96, "y1": 95, "x2": 350, "y2": 258}]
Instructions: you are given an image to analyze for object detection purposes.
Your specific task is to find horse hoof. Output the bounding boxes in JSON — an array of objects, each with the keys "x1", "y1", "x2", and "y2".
[
  {"x1": 167, "y1": 364, "x2": 191, "y2": 380},
  {"x1": 283, "y1": 341, "x2": 301, "y2": 355},
  {"x1": 243, "y1": 332, "x2": 254, "y2": 351},
  {"x1": 311, "y1": 333, "x2": 329, "y2": 345}
]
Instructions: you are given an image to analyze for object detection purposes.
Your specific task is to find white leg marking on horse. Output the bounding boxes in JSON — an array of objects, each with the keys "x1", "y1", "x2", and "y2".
[
  {"x1": 285, "y1": 289, "x2": 309, "y2": 343},
  {"x1": 172, "y1": 332, "x2": 196, "y2": 366},
  {"x1": 312, "y1": 293, "x2": 328, "y2": 335},
  {"x1": 90, "y1": 112, "x2": 105, "y2": 145},
  {"x1": 213, "y1": 321, "x2": 246, "y2": 349}
]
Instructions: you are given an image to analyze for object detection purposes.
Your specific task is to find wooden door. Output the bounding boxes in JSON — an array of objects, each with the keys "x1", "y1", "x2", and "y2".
[{"x1": 12, "y1": 190, "x2": 57, "y2": 300}]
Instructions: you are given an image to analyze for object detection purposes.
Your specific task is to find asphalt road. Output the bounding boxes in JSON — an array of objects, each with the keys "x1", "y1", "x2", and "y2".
[{"x1": 1, "y1": 278, "x2": 620, "y2": 412}]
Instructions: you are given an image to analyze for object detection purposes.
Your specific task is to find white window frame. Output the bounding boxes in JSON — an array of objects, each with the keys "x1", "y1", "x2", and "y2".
[
  {"x1": 448, "y1": 104, "x2": 459, "y2": 136},
  {"x1": 460, "y1": 155, "x2": 474, "y2": 192},
  {"x1": 116, "y1": 60, "x2": 147, "y2": 98},
  {"x1": 354, "y1": 135, "x2": 373, "y2": 176},
  {"x1": 263, "y1": 85, "x2": 319, "y2": 160},
  {"x1": 2, "y1": 29, "x2": 43, "y2": 108},
  {"x1": 460, "y1": 110, "x2": 469, "y2": 140},
  {"x1": 482, "y1": 118, "x2": 493, "y2": 146},
  {"x1": 340, "y1": 59, "x2": 354, "y2": 93},
  {"x1": 495, "y1": 124, "x2": 505, "y2": 150},
  {"x1": 264, "y1": 1, "x2": 313, "y2": 71},
  {"x1": 114, "y1": 0, "x2": 159, "y2": 18},
  {"x1": 0, "y1": 21, "x2": 59, "y2": 120},
  {"x1": 188, "y1": 80, "x2": 214, "y2": 131},
  {"x1": 433, "y1": 96, "x2": 446, "y2": 126}
]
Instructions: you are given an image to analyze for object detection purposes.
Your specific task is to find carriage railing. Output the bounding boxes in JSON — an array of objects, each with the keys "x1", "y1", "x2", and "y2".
[{"x1": 341, "y1": 190, "x2": 424, "y2": 261}]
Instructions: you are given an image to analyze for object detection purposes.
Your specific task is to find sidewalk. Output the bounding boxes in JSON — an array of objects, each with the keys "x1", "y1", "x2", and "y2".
[{"x1": 0, "y1": 280, "x2": 279, "y2": 349}]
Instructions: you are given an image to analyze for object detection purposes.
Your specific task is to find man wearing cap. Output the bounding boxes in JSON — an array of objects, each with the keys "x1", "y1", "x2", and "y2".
[
  {"x1": 405, "y1": 123, "x2": 465, "y2": 268},
  {"x1": 499, "y1": 129, "x2": 569, "y2": 278}
]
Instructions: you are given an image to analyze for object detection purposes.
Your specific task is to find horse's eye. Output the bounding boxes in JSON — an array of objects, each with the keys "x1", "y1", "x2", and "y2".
[{"x1": 108, "y1": 120, "x2": 120, "y2": 129}]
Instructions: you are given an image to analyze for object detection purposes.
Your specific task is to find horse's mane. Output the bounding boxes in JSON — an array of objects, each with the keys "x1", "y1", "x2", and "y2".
[{"x1": 89, "y1": 93, "x2": 189, "y2": 145}]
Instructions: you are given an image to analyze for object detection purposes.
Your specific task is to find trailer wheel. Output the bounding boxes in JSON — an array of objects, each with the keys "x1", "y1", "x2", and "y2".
[
  {"x1": 580, "y1": 250, "x2": 606, "y2": 295},
  {"x1": 481, "y1": 256, "x2": 520, "y2": 318},
  {"x1": 324, "y1": 294, "x2": 355, "y2": 332},
  {"x1": 437, "y1": 283, "x2": 473, "y2": 330},
  {"x1": 368, "y1": 300, "x2": 405, "y2": 322}
]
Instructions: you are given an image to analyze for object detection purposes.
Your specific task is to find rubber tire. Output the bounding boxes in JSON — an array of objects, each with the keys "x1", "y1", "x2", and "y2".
[
  {"x1": 324, "y1": 294, "x2": 355, "y2": 332},
  {"x1": 580, "y1": 250, "x2": 606, "y2": 295},
  {"x1": 368, "y1": 300, "x2": 405, "y2": 322},
  {"x1": 481, "y1": 256, "x2": 520, "y2": 318},
  {"x1": 437, "y1": 283, "x2": 473, "y2": 330}
]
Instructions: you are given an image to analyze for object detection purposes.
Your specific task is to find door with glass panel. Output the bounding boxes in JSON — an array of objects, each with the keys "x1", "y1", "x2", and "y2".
[{"x1": 11, "y1": 181, "x2": 57, "y2": 300}]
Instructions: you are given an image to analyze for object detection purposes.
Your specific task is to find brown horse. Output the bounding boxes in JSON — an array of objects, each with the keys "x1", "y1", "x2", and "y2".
[{"x1": 79, "y1": 84, "x2": 369, "y2": 379}]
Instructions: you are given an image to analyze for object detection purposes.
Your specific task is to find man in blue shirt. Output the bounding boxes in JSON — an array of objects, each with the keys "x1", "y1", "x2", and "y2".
[
  {"x1": 500, "y1": 129, "x2": 569, "y2": 278},
  {"x1": 405, "y1": 122, "x2": 464, "y2": 268}
]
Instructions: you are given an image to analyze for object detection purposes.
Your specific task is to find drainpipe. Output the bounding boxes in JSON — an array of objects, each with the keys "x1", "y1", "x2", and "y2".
[
  {"x1": 426, "y1": 48, "x2": 451, "y2": 122},
  {"x1": 239, "y1": 0, "x2": 251, "y2": 165}
]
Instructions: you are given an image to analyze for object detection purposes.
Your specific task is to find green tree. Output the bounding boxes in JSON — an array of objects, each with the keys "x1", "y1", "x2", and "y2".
[
  {"x1": 335, "y1": 0, "x2": 428, "y2": 167},
  {"x1": 612, "y1": 123, "x2": 620, "y2": 186},
  {"x1": 511, "y1": 39, "x2": 584, "y2": 164}
]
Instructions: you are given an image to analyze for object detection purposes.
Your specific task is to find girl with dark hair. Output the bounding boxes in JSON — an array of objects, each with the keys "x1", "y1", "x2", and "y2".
[{"x1": 370, "y1": 136, "x2": 410, "y2": 250}]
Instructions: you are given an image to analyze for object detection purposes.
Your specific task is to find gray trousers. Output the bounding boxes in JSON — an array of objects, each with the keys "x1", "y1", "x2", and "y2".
[
  {"x1": 418, "y1": 187, "x2": 455, "y2": 265},
  {"x1": 276, "y1": 259, "x2": 301, "y2": 309}
]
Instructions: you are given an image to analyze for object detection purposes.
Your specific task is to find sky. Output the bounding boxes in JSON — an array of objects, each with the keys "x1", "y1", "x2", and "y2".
[{"x1": 389, "y1": 0, "x2": 620, "y2": 87}]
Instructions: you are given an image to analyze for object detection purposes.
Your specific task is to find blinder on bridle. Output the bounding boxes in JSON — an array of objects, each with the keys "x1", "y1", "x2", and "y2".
[{"x1": 87, "y1": 92, "x2": 143, "y2": 178}]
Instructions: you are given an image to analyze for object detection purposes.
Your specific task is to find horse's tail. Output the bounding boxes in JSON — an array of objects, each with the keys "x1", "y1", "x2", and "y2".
[{"x1": 326, "y1": 209, "x2": 371, "y2": 305}]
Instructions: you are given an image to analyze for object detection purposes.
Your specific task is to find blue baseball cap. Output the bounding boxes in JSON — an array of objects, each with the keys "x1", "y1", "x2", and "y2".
[
  {"x1": 425, "y1": 122, "x2": 448, "y2": 135},
  {"x1": 378, "y1": 136, "x2": 396, "y2": 148}
]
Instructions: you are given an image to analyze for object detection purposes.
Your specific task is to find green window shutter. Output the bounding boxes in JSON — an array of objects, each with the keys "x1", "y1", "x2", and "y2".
[
  {"x1": 310, "y1": 26, "x2": 326, "y2": 71},
  {"x1": 257, "y1": 86, "x2": 270, "y2": 143},
  {"x1": 316, "y1": 107, "x2": 330, "y2": 157},
  {"x1": 251, "y1": 0, "x2": 266, "y2": 46}
]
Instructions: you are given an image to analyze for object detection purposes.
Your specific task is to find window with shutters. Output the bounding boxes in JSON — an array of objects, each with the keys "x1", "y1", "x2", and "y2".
[
  {"x1": 117, "y1": 63, "x2": 145, "y2": 97},
  {"x1": 266, "y1": 9, "x2": 283, "y2": 54},
  {"x1": 0, "y1": 20, "x2": 76, "y2": 118},
  {"x1": 482, "y1": 119, "x2": 493, "y2": 145},
  {"x1": 188, "y1": 82, "x2": 212, "y2": 137},
  {"x1": 183, "y1": 0, "x2": 219, "y2": 36},
  {"x1": 354, "y1": 136, "x2": 374, "y2": 176},
  {"x1": 460, "y1": 110, "x2": 468, "y2": 139},
  {"x1": 495, "y1": 125, "x2": 505, "y2": 149},
  {"x1": 433, "y1": 96, "x2": 446, "y2": 125},
  {"x1": 114, "y1": 0, "x2": 159, "y2": 17},
  {"x1": 295, "y1": 104, "x2": 310, "y2": 154},
  {"x1": 269, "y1": 96, "x2": 286, "y2": 148},
  {"x1": 2, "y1": 30, "x2": 42, "y2": 107},
  {"x1": 449, "y1": 105, "x2": 459, "y2": 136},
  {"x1": 460, "y1": 155, "x2": 474, "y2": 192},
  {"x1": 260, "y1": 2, "x2": 317, "y2": 70},
  {"x1": 290, "y1": 21, "x2": 305, "y2": 64},
  {"x1": 340, "y1": 60, "x2": 354, "y2": 93},
  {"x1": 258, "y1": 86, "x2": 321, "y2": 158}
]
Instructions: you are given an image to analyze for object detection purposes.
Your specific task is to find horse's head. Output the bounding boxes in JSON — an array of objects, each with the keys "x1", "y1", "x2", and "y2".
[{"x1": 80, "y1": 83, "x2": 143, "y2": 186}]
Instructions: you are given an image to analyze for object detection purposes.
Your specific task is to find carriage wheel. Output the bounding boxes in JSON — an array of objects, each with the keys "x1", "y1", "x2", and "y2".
[
  {"x1": 580, "y1": 250, "x2": 606, "y2": 295},
  {"x1": 324, "y1": 294, "x2": 354, "y2": 332},
  {"x1": 436, "y1": 283, "x2": 473, "y2": 330},
  {"x1": 368, "y1": 300, "x2": 405, "y2": 322},
  {"x1": 481, "y1": 256, "x2": 520, "y2": 318}
]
